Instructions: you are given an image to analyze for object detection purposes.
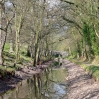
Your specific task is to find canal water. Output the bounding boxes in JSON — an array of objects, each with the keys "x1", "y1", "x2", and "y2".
[{"x1": 0, "y1": 66, "x2": 67, "y2": 99}]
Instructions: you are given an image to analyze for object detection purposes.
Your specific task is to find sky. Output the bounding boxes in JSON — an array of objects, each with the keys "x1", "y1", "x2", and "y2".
[
  {"x1": 5, "y1": 0, "x2": 60, "y2": 8},
  {"x1": 47, "y1": 0, "x2": 60, "y2": 8},
  {"x1": 5, "y1": 0, "x2": 13, "y2": 8}
]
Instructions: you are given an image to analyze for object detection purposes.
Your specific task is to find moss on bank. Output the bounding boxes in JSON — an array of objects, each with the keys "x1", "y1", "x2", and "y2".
[
  {"x1": 0, "y1": 43, "x2": 53, "y2": 78},
  {"x1": 81, "y1": 64, "x2": 99, "y2": 81},
  {"x1": 0, "y1": 43, "x2": 31, "y2": 78}
]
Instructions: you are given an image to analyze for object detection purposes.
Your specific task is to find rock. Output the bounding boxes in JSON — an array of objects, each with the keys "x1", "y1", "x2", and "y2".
[{"x1": 15, "y1": 71, "x2": 22, "y2": 78}]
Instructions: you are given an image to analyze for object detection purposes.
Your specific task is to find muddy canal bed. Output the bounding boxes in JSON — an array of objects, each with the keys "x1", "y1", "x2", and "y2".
[{"x1": 0, "y1": 67, "x2": 67, "y2": 99}]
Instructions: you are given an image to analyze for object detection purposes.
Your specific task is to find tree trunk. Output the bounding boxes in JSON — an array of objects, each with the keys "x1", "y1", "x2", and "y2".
[
  {"x1": 33, "y1": 30, "x2": 39, "y2": 66},
  {"x1": 0, "y1": 49, "x2": 3, "y2": 65},
  {"x1": 15, "y1": 13, "x2": 23, "y2": 64},
  {"x1": 15, "y1": 30, "x2": 20, "y2": 63},
  {"x1": 0, "y1": 4, "x2": 3, "y2": 65},
  {"x1": 33, "y1": 43, "x2": 39, "y2": 66},
  {"x1": 69, "y1": 47, "x2": 72, "y2": 56}
]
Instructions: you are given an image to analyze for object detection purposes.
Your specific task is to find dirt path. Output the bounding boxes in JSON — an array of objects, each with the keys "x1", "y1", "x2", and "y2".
[{"x1": 64, "y1": 60, "x2": 99, "y2": 99}]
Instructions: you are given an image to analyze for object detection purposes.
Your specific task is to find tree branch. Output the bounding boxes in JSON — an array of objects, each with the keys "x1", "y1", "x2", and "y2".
[
  {"x1": 62, "y1": 16, "x2": 82, "y2": 30},
  {"x1": 61, "y1": 0, "x2": 75, "y2": 5}
]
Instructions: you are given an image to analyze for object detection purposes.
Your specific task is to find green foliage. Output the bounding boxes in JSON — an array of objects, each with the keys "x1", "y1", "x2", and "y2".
[
  {"x1": 26, "y1": 49, "x2": 31, "y2": 57},
  {"x1": 2, "y1": 43, "x2": 31, "y2": 76},
  {"x1": 54, "y1": 54, "x2": 60, "y2": 58},
  {"x1": 4, "y1": 43, "x2": 10, "y2": 52},
  {"x1": 20, "y1": 46, "x2": 27, "y2": 56},
  {"x1": 0, "y1": 66, "x2": 15, "y2": 78},
  {"x1": 6, "y1": 67, "x2": 16, "y2": 72},
  {"x1": 67, "y1": 54, "x2": 76, "y2": 60},
  {"x1": 4, "y1": 51, "x2": 15, "y2": 59},
  {"x1": 81, "y1": 64, "x2": 99, "y2": 81},
  {"x1": 53, "y1": 61, "x2": 59, "y2": 66},
  {"x1": 83, "y1": 23, "x2": 92, "y2": 47},
  {"x1": 19, "y1": 45, "x2": 31, "y2": 62},
  {"x1": 53, "y1": 61, "x2": 62, "y2": 67},
  {"x1": 76, "y1": 41, "x2": 82, "y2": 57},
  {"x1": 20, "y1": 55, "x2": 31, "y2": 63},
  {"x1": 82, "y1": 23, "x2": 99, "y2": 56},
  {"x1": 92, "y1": 56, "x2": 99, "y2": 65},
  {"x1": 89, "y1": 25, "x2": 99, "y2": 55}
]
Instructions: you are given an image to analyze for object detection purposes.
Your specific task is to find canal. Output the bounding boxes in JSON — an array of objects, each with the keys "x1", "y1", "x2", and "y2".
[{"x1": 0, "y1": 64, "x2": 67, "y2": 99}]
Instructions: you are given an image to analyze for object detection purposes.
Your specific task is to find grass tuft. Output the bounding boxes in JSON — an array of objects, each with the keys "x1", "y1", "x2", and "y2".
[{"x1": 81, "y1": 65, "x2": 99, "y2": 81}]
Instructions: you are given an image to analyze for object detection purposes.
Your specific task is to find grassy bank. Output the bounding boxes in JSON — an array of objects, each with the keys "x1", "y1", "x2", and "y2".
[
  {"x1": 1, "y1": 43, "x2": 53, "y2": 78},
  {"x1": 0, "y1": 43, "x2": 31, "y2": 78},
  {"x1": 67, "y1": 56, "x2": 99, "y2": 81}
]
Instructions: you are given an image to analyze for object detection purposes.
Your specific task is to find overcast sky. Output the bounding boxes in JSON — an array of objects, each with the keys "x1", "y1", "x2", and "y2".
[
  {"x1": 5, "y1": 0, "x2": 60, "y2": 8},
  {"x1": 47, "y1": 0, "x2": 60, "y2": 8}
]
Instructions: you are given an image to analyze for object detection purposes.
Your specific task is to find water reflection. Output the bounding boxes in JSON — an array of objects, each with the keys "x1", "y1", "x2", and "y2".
[{"x1": 0, "y1": 67, "x2": 67, "y2": 99}]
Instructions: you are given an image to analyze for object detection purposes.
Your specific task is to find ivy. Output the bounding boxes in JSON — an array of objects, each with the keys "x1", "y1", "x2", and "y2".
[{"x1": 83, "y1": 23, "x2": 99, "y2": 56}]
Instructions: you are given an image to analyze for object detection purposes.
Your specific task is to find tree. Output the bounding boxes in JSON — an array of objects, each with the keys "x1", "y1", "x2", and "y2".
[
  {"x1": 0, "y1": 0, "x2": 3, "y2": 65},
  {"x1": 60, "y1": 0, "x2": 99, "y2": 60},
  {"x1": 14, "y1": 0, "x2": 31, "y2": 65}
]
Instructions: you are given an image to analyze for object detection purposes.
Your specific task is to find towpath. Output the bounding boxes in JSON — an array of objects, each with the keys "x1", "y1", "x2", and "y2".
[{"x1": 64, "y1": 60, "x2": 99, "y2": 99}]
